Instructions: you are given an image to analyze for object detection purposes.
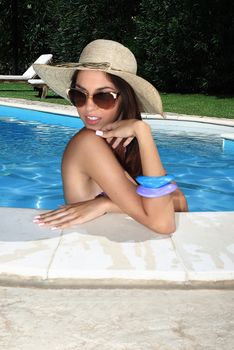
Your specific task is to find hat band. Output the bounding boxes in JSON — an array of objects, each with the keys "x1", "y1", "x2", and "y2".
[
  {"x1": 56, "y1": 62, "x2": 111, "y2": 69},
  {"x1": 54, "y1": 62, "x2": 136, "y2": 75}
]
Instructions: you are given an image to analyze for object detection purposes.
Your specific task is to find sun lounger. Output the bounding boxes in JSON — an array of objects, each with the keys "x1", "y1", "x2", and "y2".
[
  {"x1": 0, "y1": 54, "x2": 53, "y2": 82},
  {"x1": 27, "y1": 79, "x2": 49, "y2": 98}
]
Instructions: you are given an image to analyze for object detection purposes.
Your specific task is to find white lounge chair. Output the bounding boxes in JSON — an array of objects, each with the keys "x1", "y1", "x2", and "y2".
[
  {"x1": 27, "y1": 78, "x2": 49, "y2": 98},
  {"x1": 0, "y1": 54, "x2": 53, "y2": 82}
]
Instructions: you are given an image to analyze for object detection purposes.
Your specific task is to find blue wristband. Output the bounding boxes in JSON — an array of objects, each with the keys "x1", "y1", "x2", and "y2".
[
  {"x1": 136, "y1": 174, "x2": 175, "y2": 188},
  {"x1": 136, "y1": 183, "x2": 177, "y2": 198}
]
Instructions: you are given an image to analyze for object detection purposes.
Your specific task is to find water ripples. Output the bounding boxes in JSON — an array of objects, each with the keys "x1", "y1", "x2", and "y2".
[{"x1": 1, "y1": 117, "x2": 234, "y2": 211}]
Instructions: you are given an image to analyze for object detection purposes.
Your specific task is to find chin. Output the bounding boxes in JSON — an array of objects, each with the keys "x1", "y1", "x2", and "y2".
[{"x1": 84, "y1": 124, "x2": 99, "y2": 131}]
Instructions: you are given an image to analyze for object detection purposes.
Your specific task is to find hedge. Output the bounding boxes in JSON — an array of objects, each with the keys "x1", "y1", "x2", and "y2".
[
  {"x1": 0, "y1": 0, "x2": 233, "y2": 93},
  {"x1": 135, "y1": 0, "x2": 234, "y2": 93}
]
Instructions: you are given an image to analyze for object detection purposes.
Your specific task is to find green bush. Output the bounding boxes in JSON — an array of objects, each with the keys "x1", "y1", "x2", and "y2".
[
  {"x1": 45, "y1": 0, "x2": 139, "y2": 62},
  {"x1": 135, "y1": 0, "x2": 234, "y2": 93},
  {"x1": 0, "y1": 0, "x2": 51, "y2": 74},
  {"x1": 0, "y1": 0, "x2": 14, "y2": 73},
  {"x1": 0, "y1": 0, "x2": 233, "y2": 94},
  {"x1": 18, "y1": 1, "x2": 51, "y2": 70}
]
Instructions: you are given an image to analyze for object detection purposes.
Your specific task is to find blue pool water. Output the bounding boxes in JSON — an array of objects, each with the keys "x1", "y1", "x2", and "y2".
[{"x1": 0, "y1": 106, "x2": 234, "y2": 211}]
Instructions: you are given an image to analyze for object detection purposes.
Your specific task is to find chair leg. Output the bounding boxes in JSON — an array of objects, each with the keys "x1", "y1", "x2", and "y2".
[
  {"x1": 37, "y1": 87, "x2": 42, "y2": 97},
  {"x1": 41, "y1": 85, "x2": 48, "y2": 98}
]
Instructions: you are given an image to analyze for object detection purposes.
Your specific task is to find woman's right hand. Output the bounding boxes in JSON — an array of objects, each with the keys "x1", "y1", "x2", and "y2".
[{"x1": 97, "y1": 119, "x2": 149, "y2": 147}]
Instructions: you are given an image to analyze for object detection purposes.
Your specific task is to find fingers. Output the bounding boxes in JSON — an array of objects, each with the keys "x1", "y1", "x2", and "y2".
[
  {"x1": 111, "y1": 137, "x2": 123, "y2": 149},
  {"x1": 34, "y1": 207, "x2": 66, "y2": 220},
  {"x1": 102, "y1": 134, "x2": 120, "y2": 147},
  {"x1": 123, "y1": 137, "x2": 134, "y2": 147},
  {"x1": 102, "y1": 121, "x2": 121, "y2": 131},
  {"x1": 106, "y1": 137, "x2": 113, "y2": 144},
  {"x1": 34, "y1": 209, "x2": 66, "y2": 225},
  {"x1": 96, "y1": 124, "x2": 114, "y2": 136},
  {"x1": 96, "y1": 130, "x2": 114, "y2": 139},
  {"x1": 95, "y1": 120, "x2": 136, "y2": 140},
  {"x1": 96, "y1": 120, "x2": 127, "y2": 139},
  {"x1": 107, "y1": 136, "x2": 134, "y2": 149},
  {"x1": 33, "y1": 198, "x2": 105, "y2": 230},
  {"x1": 33, "y1": 206, "x2": 78, "y2": 229}
]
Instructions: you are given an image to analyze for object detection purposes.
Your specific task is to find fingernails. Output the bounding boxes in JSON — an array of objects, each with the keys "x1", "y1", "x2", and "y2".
[
  {"x1": 38, "y1": 223, "x2": 45, "y2": 227},
  {"x1": 51, "y1": 226, "x2": 59, "y2": 231},
  {"x1": 96, "y1": 130, "x2": 103, "y2": 136}
]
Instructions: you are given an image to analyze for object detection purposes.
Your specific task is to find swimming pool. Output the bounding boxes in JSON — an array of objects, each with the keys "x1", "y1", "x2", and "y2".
[{"x1": 0, "y1": 105, "x2": 234, "y2": 211}]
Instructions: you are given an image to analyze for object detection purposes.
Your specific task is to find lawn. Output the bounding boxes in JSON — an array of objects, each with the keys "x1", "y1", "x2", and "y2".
[
  {"x1": 0, "y1": 82, "x2": 70, "y2": 105},
  {"x1": 0, "y1": 82, "x2": 233, "y2": 118},
  {"x1": 161, "y1": 92, "x2": 234, "y2": 119}
]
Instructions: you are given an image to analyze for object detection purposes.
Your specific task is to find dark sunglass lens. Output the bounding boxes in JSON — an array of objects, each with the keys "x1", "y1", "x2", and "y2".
[
  {"x1": 69, "y1": 90, "x2": 86, "y2": 107},
  {"x1": 94, "y1": 92, "x2": 116, "y2": 109},
  {"x1": 76, "y1": 91, "x2": 87, "y2": 107}
]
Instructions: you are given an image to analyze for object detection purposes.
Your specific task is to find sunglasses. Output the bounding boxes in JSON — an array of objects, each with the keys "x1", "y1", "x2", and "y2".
[{"x1": 67, "y1": 88, "x2": 120, "y2": 109}]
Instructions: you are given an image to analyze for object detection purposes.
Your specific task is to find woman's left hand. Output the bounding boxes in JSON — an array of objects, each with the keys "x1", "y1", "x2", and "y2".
[{"x1": 33, "y1": 197, "x2": 107, "y2": 230}]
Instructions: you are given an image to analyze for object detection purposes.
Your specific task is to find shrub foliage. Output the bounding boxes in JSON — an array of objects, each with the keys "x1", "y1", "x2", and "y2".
[
  {"x1": 135, "y1": 0, "x2": 234, "y2": 93},
  {"x1": 0, "y1": 0, "x2": 233, "y2": 93},
  {"x1": 45, "y1": 0, "x2": 139, "y2": 62}
]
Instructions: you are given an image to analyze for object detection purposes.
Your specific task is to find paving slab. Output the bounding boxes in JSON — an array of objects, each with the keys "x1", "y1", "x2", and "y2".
[
  {"x1": 1, "y1": 287, "x2": 234, "y2": 350},
  {"x1": 48, "y1": 213, "x2": 186, "y2": 282},
  {"x1": 0, "y1": 207, "x2": 233, "y2": 287},
  {"x1": 172, "y1": 212, "x2": 234, "y2": 281},
  {"x1": 0, "y1": 207, "x2": 61, "y2": 279}
]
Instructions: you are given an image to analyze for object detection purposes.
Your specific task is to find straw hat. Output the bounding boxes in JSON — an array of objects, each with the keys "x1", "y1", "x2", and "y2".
[{"x1": 33, "y1": 39, "x2": 163, "y2": 115}]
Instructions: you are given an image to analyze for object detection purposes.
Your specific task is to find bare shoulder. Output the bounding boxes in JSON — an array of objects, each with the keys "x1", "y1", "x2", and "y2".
[
  {"x1": 63, "y1": 127, "x2": 111, "y2": 162},
  {"x1": 67, "y1": 128, "x2": 105, "y2": 148}
]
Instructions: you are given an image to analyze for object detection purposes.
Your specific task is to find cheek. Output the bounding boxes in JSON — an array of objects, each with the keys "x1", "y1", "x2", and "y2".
[
  {"x1": 76, "y1": 106, "x2": 85, "y2": 118},
  {"x1": 101, "y1": 101, "x2": 121, "y2": 121},
  {"x1": 107, "y1": 108, "x2": 120, "y2": 122}
]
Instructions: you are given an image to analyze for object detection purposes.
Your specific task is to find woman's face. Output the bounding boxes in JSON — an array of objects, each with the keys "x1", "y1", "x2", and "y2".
[{"x1": 75, "y1": 70, "x2": 121, "y2": 130}]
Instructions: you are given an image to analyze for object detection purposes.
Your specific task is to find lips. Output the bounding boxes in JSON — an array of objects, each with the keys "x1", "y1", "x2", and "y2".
[{"x1": 85, "y1": 116, "x2": 101, "y2": 126}]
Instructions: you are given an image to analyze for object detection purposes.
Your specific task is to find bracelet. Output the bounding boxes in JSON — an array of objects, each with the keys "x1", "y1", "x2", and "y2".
[
  {"x1": 136, "y1": 183, "x2": 177, "y2": 198},
  {"x1": 136, "y1": 174, "x2": 175, "y2": 188}
]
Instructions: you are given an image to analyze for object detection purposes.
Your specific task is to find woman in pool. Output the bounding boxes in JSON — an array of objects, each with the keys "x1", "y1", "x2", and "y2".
[{"x1": 33, "y1": 39, "x2": 188, "y2": 234}]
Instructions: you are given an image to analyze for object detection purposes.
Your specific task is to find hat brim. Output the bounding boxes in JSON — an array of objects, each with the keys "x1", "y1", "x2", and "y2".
[{"x1": 33, "y1": 64, "x2": 163, "y2": 115}]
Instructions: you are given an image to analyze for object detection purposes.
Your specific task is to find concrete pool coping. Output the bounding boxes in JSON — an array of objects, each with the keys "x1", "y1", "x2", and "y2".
[
  {"x1": 1, "y1": 97, "x2": 234, "y2": 127},
  {"x1": 0, "y1": 98, "x2": 234, "y2": 288}
]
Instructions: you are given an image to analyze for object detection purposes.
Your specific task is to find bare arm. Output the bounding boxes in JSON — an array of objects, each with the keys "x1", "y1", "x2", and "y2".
[
  {"x1": 90, "y1": 120, "x2": 176, "y2": 234},
  {"x1": 36, "y1": 121, "x2": 180, "y2": 234}
]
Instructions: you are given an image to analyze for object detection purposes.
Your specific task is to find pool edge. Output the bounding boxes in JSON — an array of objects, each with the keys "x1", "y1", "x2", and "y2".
[
  {"x1": 1, "y1": 97, "x2": 234, "y2": 127},
  {"x1": 0, "y1": 208, "x2": 233, "y2": 288}
]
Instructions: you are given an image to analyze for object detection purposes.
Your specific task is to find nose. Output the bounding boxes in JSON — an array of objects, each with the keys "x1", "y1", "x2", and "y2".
[{"x1": 85, "y1": 95, "x2": 98, "y2": 112}]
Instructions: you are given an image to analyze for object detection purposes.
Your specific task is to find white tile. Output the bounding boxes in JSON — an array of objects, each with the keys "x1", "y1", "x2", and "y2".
[
  {"x1": 172, "y1": 212, "x2": 234, "y2": 281},
  {"x1": 48, "y1": 214, "x2": 186, "y2": 281},
  {"x1": 1, "y1": 208, "x2": 233, "y2": 284},
  {"x1": 0, "y1": 208, "x2": 62, "y2": 278}
]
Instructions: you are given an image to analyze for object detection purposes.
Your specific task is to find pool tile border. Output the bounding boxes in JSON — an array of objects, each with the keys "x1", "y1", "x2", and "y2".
[
  {"x1": 1, "y1": 98, "x2": 234, "y2": 126},
  {"x1": 0, "y1": 208, "x2": 233, "y2": 288}
]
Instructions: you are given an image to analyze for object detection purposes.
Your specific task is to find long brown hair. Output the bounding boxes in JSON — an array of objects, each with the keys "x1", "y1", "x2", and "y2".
[{"x1": 70, "y1": 70, "x2": 142, "y2": 178}]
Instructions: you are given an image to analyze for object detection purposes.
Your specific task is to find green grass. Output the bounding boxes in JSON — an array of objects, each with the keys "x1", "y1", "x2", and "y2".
[
  {"x1": 0, "y1": 82, "x2": 233, "y2": 118},
  {"x1": 161, "y1": 92, "x2": 234, "y2": 119},
  {"x1": 0, "y1": 82, "x2": 70, "y2": 105}
]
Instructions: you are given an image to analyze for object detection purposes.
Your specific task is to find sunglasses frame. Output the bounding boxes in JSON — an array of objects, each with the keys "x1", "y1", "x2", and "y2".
[{"x1": 67, "y1": 88, "x2": 120, "y2": 109}]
